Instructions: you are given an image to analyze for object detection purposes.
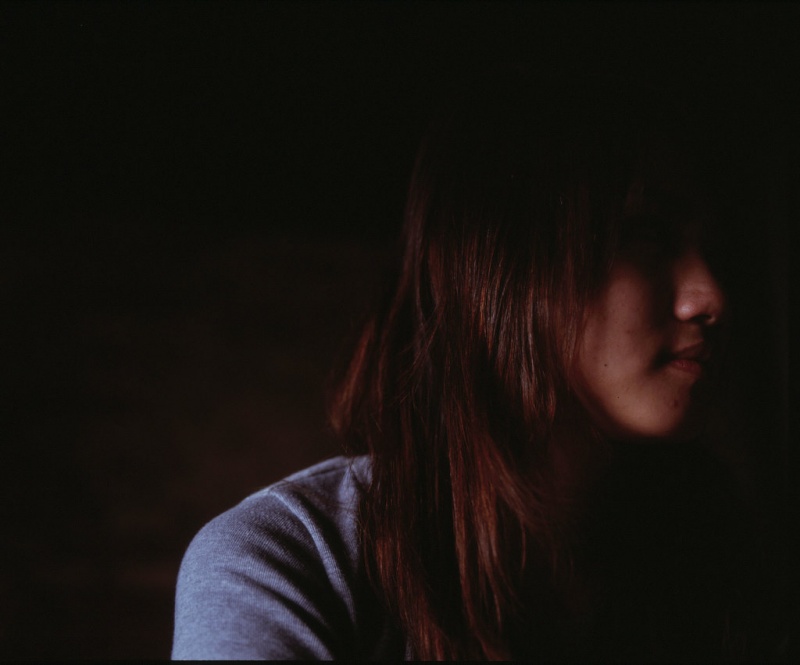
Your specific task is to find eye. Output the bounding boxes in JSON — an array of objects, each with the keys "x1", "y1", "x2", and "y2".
[{"x1": 619, "y1": 214, "x2": 674, "y2": 251}]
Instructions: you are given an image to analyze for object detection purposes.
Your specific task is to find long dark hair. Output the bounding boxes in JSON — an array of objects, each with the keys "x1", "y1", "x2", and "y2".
[{"x1": 329, "y1": 72, "x2": 760, "y2": 659}]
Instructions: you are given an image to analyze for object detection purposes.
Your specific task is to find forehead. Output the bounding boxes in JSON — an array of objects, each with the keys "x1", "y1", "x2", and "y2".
[
  {"x1": 625, "y1": 184, "x2": 713, "y2": 219},
  {"x1": 622, "y1": 139, "x2": 719, "y2": 221}
]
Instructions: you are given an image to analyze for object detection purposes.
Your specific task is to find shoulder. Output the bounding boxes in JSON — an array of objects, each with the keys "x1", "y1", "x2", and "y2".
[
  {"x1": 197, "y1": 455, "x2": 371, "y2": 555},
  {"x1": 173, "y1": 455, "x2": 403, "y2": 660}
]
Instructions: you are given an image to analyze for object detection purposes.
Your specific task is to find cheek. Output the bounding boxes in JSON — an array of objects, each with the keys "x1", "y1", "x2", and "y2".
[
  {"x1": 571, "y1": 266, "x2": 676, "y2": 439},
  {"x1": 581, "y1": 272, "x2": 662, "y2": 367}
]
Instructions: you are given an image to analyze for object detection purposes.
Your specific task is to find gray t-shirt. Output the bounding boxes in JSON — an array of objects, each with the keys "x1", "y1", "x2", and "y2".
[{"x1": 172, "y1": 455, "x2": 406, "y2": 660}]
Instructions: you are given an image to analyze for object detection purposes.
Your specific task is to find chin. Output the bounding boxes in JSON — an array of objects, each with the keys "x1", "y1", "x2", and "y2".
[
  {"x1": 622, "y1": 391, "x2": 714, "y2": 443},
  {"x1": 654, "y1": 424, "x2": 704, "y2": 444},
  {"x1": 608, "y1": 410, "x2": 708, "y2": 444},
  {"x1": 638, "y1": 414, "x2": 708, "y2": 443}
]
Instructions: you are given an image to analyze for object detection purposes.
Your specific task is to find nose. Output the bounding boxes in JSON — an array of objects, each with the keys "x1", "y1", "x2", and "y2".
[{"x1": 672, "y1": 247, "x2": 727, "y2": 326}]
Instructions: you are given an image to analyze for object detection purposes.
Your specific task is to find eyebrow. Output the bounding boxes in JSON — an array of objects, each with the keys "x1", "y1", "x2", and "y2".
[{"x1": 640, "y1": 188, "x2": 695, "y2": 219}]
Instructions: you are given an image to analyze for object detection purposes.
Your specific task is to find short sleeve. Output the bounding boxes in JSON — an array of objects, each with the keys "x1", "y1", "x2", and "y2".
[{"x1": 171, "y1": 456, "x2": 404, "y2": 660}]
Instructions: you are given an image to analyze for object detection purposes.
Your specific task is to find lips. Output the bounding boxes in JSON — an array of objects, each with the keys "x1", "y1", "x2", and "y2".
[
  {"x1": 670, "y1": 342, "x2": 712, "y2": 363},
  {"x1": 664, "y1": 341, "x2": 713, "y2": 377}
]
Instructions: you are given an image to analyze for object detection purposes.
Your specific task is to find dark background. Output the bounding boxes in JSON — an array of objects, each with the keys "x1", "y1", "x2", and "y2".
[{"x1": 1, "y1": 1, "x2": 795, "y2": 658}]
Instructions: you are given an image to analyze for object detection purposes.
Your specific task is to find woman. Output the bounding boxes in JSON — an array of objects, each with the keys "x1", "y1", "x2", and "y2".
[{"x1": 172, "y1": 72, "x2": 789, "y2": 660}]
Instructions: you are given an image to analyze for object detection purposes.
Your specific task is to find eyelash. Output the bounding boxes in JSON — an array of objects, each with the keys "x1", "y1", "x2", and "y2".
[{"x1": 620, "y1": 216, "x2": 672, "y2": 248}]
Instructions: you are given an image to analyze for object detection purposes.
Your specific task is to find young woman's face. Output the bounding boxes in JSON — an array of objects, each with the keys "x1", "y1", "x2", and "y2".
[{"x1": 572, "y1": 175, "x2": 727, "y2": 443}]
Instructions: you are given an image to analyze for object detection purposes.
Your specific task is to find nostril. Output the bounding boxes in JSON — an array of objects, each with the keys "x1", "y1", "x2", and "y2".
[
  {"x1": 674, "y1": 288, "x2": 726, "y2": 325},
  {"x1": 671, "y1": 244, "x2": 727, "y2": 325},
  {"x1": 696, "y1": 311, "x2": 719, "y2": 325}
]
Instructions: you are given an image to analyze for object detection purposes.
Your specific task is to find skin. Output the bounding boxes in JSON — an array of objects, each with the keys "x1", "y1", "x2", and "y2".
[
  {"x1": 547, "y1": 163, "x2": 731, "y2": 631},
  {"x1": 572, "y1": 177, "x2": 727, "y2": 444}
]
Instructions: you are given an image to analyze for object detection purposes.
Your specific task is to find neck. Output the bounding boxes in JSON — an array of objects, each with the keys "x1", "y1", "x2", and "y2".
[
  {"x1": 545, "y1": 405, "x2": 614, "y2": 532},
  {"x1": 545, "y1": 404, "x2": 701, "y2": 540}
]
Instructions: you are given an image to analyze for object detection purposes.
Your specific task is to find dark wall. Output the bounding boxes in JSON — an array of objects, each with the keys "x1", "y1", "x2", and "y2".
[{"x1": 1, "y1": 1, "x2": 795, "y2": 658}]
